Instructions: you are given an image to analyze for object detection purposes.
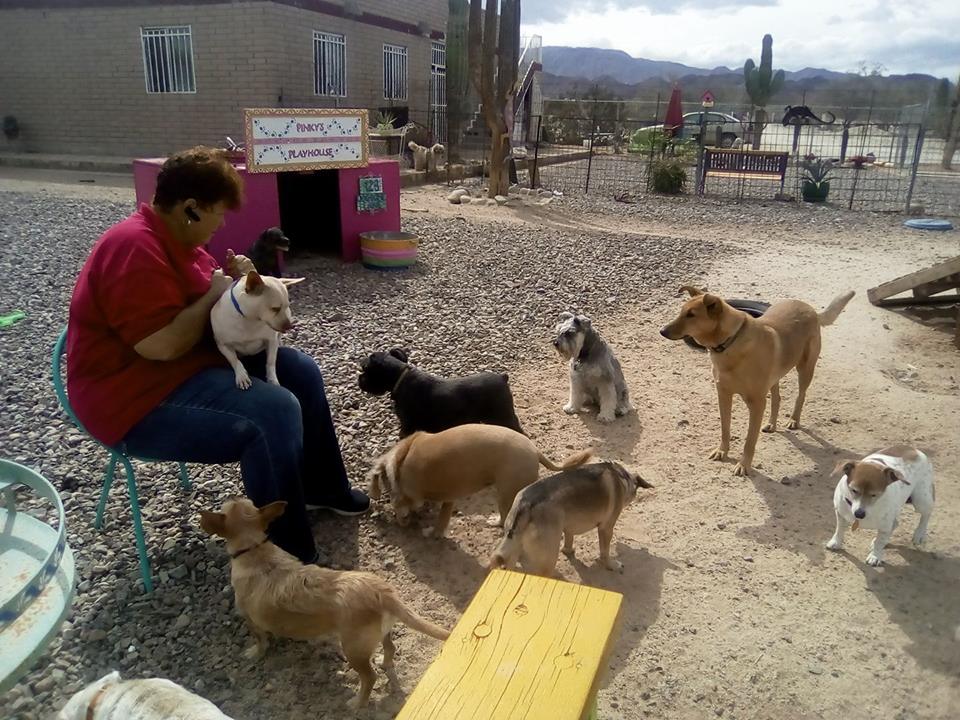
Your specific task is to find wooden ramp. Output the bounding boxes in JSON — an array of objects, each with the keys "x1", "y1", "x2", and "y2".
[
  {"x1": 397, "y1": 569, "x2": 623, "y2": 720},
  {"x1": 867, "y1": 255, "x2": 960, "y2": 348}
]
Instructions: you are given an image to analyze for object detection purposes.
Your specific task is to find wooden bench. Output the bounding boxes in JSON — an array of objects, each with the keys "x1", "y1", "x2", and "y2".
[
  {"x1": 699, "y1": 148, "x2": 789, "y2": 194},
  {"x1": 397, "y1": 569, "x2": 623, "y2": 720}
]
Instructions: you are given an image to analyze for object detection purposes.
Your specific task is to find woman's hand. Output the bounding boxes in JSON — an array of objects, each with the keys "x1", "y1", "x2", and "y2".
[
  {"x1": 225, "y1": 249, "x2": 256, "y2": 279},
  {"x1": 208, "y1": 269, "x2": 234, "y2": 297}
]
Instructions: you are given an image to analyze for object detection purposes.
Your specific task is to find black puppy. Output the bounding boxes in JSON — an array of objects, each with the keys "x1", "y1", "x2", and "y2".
[
  {"x1": 358, "y1": 348, "x2": 524, "y2": 437},
  {"x1": 247, "y1": 226, "x2": 290, "y2": 277}
]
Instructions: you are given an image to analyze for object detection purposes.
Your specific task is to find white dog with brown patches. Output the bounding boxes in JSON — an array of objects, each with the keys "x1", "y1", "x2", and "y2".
[{"x1": 826, "y1": 445, "x2": 934, "y2": 566}]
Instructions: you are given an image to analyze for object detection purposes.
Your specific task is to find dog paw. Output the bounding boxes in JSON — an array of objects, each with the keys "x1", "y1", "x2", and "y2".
[
  {"x1": 562, "y1": 547, "x2": 576, "y2": 558},
  {"x1": 604, "y1": 558, "x2": 624, "y2": 573},
  {"x1": 733, "y1": 462, "x2": 752, "y2": 477},
  {"x1": 825, "y1": 537, "x2": 843, "y2": 551},
  {"x1": 235, "y1": 370, "x2": 252, "y2": 390},
  {"x1": 761, "y1": 422, "x2": 777, "y2": 433},
  {"x1": 562, "y1": 403, "x2": 578, "y2": 415},
  {"x1": 865, "y1": 552, "x2": 884, "y2": 566},
  {"x1": 912, "y1": 530, "x2": 928, "y2": 546},
  {"x1": 266, "y1": 373, "x2": 280, "y2": 386},
  {"x1": 345, "y1": 696, "x2": 365, "y2": 711},
  {"x1": 786, "y1": 418, "x2": 800, "y2": 430},
  {"x1": 597, "y1": 412, "x2": 616, "y2": 424},
  {"x1": 708, "y1": 447, "x2": 728, "y2": 461},
  {"x1": 243, "y1": 644, "x2": 265, "y2": 660}
]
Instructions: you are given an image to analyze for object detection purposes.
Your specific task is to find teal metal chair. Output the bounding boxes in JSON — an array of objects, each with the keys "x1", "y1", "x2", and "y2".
[{"x1": 51, "y1": 328, "x2": 191, "y2": 592}]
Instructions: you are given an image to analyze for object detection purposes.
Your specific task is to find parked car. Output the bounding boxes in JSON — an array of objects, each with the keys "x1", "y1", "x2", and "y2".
[{"x1": 633, "y1": 112, "x2": 744, "y2": 148}]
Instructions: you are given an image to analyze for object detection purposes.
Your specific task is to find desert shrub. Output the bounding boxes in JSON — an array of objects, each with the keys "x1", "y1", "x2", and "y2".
[{"x1": 650, "y1": 158, "x2": 687, "y2": 194}]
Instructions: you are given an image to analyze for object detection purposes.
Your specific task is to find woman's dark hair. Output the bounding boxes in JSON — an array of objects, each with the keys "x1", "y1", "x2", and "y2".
[{"x1": 153, "y1": 146, "x2": 244, "y2": 211}]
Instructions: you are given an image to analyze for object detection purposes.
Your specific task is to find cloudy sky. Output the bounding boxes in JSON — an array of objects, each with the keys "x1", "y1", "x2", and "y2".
[{"x1": 520, "y1": 0, "x2": 960, "y2": 78}]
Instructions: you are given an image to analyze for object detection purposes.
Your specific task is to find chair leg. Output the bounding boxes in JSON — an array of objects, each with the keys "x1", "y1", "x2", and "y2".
[
  {"x1": 120, "y1": 455, "x2": 153, "y2": 593},
  {"x1": 178, "y1": 462, "x2": 191, "y2": 490},
  {"x1": 94, "y1": 454, "x2": 118, "y2": 531}
]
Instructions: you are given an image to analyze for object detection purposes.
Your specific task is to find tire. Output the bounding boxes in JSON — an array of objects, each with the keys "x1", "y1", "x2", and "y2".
[
  {"x1": 682, "y1": 298, "x2": 771, "y2": 351},
  {"x1": 720, "y1": 133, "x2": 737, "y2": 148}
]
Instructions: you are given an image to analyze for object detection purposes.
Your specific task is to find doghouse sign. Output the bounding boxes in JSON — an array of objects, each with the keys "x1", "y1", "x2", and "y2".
[{"x1": 243, "y1": 108, "x2": 369, "y2": 173}]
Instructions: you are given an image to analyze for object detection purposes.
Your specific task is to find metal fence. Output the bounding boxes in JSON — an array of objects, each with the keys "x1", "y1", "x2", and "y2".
[{"x1": 522, "y1": 108, "x2": 960, "y2": 216}]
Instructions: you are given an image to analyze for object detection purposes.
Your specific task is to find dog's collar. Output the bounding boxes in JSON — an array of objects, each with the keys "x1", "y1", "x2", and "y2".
[
  {"x1": 229, "y1": 539, "x2": 266, "y2": 559},
  {"x1": 392, "y1": 366, "x2": 411, "y2": 394},
  {"x1": 85, "y1": 683, "x2": 110, "y2": 720},
  {"x1": 710, "y1": 319, "x2": 747, "y2": 353},
  {"x1": 229, "y1": 279, "x2": 245, "y2": 317}
]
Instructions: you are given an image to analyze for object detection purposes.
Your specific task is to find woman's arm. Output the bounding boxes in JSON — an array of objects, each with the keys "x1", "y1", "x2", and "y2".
[{"x1": 134, "y1": 270, "x2": 233, "y2": 361}]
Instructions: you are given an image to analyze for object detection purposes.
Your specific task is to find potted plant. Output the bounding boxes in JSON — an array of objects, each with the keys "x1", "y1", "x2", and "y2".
[
  {"x1": 370, "y1": 111, "x2": 402, "y2": 156},
  {"x1": 799, "y1": 155, "x2": 834, "y2": 202}
]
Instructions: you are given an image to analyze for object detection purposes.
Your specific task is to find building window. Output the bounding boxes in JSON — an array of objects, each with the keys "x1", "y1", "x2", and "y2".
[
  {"x1": 383, "y1": 44, "x2": 408, "y2": 101},
  {"x1": 140, "y1": 26, "x2": 196, "y2": 94},
  {"x1": 313, "y1": 31, "x2": 346, "y2": 97},
  {"x1": 430, "y1": 41, "x2": 447, "y2": 142}
]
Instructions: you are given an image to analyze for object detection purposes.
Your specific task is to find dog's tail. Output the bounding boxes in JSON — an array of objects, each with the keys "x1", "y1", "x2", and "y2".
[
  {"x1": 537, "y1": 448, "x2": 593, "y2": 472},
  {"x1": 383, "y1": 594, "x2": 450, "y2": 641},
  {"x1": 818, "y1": 290, "x2": 855, "y2": 326},
  {"x1": 366, "y1": 433, "x2": 420, "y2": 500}
]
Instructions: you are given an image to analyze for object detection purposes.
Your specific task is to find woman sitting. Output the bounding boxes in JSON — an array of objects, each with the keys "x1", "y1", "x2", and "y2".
[{"x1": 67, "y1": 146, "x2": 367, "y2": 564}]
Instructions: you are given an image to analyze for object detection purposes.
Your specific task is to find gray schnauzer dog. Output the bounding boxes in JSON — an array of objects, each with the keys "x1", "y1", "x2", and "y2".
[{"x1": 553, "y1": 312, "x2": 632, "y2": 423}]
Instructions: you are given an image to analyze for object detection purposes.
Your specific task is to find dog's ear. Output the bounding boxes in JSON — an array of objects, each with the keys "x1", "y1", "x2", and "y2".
[
  {"x1": 702, "y1": 294, "x2": 722, "y2": 317},
  {"x1": 833, "y1": 460, "x2": 856, "y2": 478},
  {"x1": 245, "y1": 270, "x2": 265, "y2": 294},
  {"x1": 679, "y1": 285, "x2": 704, "y2": 297},
  {"x1": 558, "y1": 311, "x2": 575, "y2": 321},
  {"x1": 389, "y1": 347, "x2": 409, "y2": 363},
  {"x1": 883, "y1": 466, "x2": 909, "y2": 486},
  {"x1": 575, "y1": 314, "x2": 592, "y2": 328},
  {"x1": 280, "y1": 277, "x2": 305, "y2": 287},
  {"x1": 258, "y1": 501, "x2": 287, "y2": 527},
  {"x1": 199, "y1": 511, "x2": 227, "y2": 537},
  {"x1": 366, "y1": 465, "x2": 384, "y2": 500}
]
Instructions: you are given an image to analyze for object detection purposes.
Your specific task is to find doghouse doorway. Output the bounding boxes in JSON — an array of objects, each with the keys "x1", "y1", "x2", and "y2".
[{"x1": 277, "y1": 170, "x2": 342, "y2": 257}]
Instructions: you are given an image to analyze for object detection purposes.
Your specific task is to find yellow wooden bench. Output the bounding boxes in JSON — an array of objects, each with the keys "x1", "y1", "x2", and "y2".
[{"x1": 397, "y1": 569, "x2": 623, "y2": 720}]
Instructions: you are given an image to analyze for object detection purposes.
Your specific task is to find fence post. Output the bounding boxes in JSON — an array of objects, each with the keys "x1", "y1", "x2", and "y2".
[
  {"x1": 695, "y1": 112, "x2": 707, "y2": 196},
  {"x1": 530, "y1": 115, "x2": 541, "y2": 189},
  {"x1": 585, "y1": 101, "x2": 598, "y2": 193},
  {"x1": 904, "y1": 124, "x2": 925, "y2": 213}
]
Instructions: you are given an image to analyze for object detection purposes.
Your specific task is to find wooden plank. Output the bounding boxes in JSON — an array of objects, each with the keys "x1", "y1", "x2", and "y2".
[
  {"x1": 706, "y1": 171, "x2": 782, "y2": 180},
  {"x1": 867, "y1": 256, "x2": 960, "y2": 305},
  {"x1": 397, "y1": 569, "x2": 623, "y2": 720},
  {"x1": 873, "y1": 295, "x2": 960, "y2": 308}
]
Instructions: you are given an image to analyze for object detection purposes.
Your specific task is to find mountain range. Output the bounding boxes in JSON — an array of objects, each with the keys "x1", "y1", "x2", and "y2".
[{"x1": 541, "y1": 46, "x2": 913, "y2": 85}]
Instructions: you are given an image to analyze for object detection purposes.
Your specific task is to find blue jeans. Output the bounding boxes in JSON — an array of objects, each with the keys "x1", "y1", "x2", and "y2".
[{"x1": 122, "y1": 347, "x2": 351, "y2": 562}]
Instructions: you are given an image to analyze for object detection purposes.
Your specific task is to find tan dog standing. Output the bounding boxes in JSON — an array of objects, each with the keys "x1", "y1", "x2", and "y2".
[
  {"x1": 489, "y1": 461, "x2": 652, "y2": 577},
  {"x1": 367, "y1": 423, "x2": 592, "y2": 537},
  {"x1": 660, "y1": 286, "x2": 855, "y2": 475},
  {"x1": 200, "y1": 499, "x2": 449, "y2": 710}
]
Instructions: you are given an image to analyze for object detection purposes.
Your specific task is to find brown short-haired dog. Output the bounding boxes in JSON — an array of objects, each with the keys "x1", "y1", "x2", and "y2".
[
  {"x1": 660, "y1": 286, "x2": 854, "y2": 476},
  {"x1": 200, "y1": 498, "x2": 449, "y2": 709},
  {"x1": 367, "y1": 423, "x2": 592, "y2": 537}
]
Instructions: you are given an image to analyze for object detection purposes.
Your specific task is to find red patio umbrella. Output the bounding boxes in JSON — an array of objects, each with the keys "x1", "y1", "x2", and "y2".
[{"x1": 664, "y1": 84, "x2": 683, "y2": 138}]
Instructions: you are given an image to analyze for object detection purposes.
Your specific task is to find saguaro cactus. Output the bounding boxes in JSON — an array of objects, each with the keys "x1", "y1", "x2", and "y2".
[
  {"x1": 468, "y1": 0, "x2": 520, "y2": 197},
  {"x1": 743, "y1": 34, "x2": 785, "y2": 149}
]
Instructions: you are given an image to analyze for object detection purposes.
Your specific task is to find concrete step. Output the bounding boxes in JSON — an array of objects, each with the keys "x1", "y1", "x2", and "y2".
[{"x1": 0, "y1": 152, "x2": 133, "y2": 174}]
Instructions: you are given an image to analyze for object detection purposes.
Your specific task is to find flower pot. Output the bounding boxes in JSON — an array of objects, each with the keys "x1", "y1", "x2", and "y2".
[{"x1": 801, "y1": 180, "x2": 830, "y2": 202}]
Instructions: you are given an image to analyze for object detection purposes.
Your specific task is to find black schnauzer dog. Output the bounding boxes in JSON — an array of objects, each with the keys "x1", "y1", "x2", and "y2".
[
  {"x1": 247, "y1": 226, "x2": 290, "y2": 277},
  {"x1": 358, "y1": 348, "x2": 524, "y2": 438}
]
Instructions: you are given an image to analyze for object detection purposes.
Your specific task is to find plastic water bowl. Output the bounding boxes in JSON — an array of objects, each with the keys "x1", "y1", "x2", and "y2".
[{"x1": 360, "y1": 231, "x2": 419, "y2": 270}]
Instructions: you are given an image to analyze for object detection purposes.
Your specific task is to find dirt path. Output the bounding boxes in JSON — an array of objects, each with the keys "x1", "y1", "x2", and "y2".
[{"x1": 500, "y1": 212, "x2": 959, "y2": 719}]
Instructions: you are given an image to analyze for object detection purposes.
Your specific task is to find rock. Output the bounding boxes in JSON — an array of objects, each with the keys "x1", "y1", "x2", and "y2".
[
  {"x1": 494, "y1": 195, "x2": 508, "y2": 205},
  {"x1": 169, "y1": 564, "x2": 189, "y2": 580},
  {"x1": 446, "y1": 191, "x2": 463, "y2": 204},
  {"x1": 173, "y1": 612, "x2": 192, "y2": 631},
  {"x1": 459, "y1": 195, "x2": 472, "y2": 205}
]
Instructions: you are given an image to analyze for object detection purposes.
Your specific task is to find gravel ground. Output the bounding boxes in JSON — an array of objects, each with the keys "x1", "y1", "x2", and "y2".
[{"x1": 0, "y1": 184, "x2": 722, "y2": 719}]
